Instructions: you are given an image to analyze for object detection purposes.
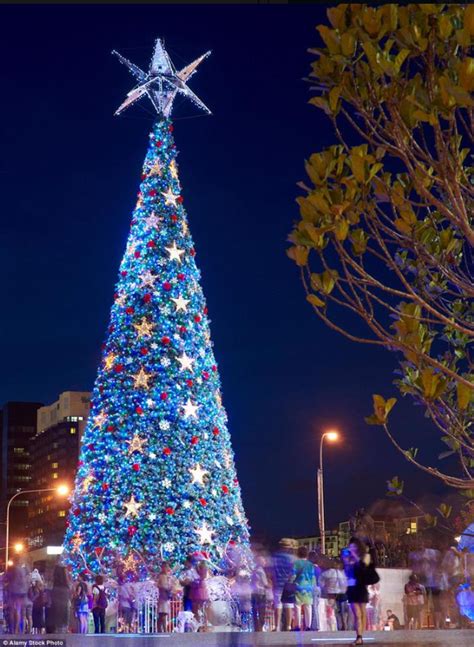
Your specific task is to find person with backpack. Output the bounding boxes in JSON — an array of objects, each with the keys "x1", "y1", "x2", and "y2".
[
  {"x1": 73, "y1": 572, "x2": 90, "y2": 634},
  {"x1": 91, "y1": 575, "x2": 108, "y2": 634}
]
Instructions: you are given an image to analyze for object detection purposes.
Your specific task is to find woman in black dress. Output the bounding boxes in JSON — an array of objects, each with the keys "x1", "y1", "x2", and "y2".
[{"x1": 343, "y1": 538, "x2": 379, "y2": 646}]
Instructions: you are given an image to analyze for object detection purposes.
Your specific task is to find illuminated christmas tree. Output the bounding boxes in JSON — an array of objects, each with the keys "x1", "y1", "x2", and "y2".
[{"x1": 63, "y1": 40, "x2": 250, "y2": 578}]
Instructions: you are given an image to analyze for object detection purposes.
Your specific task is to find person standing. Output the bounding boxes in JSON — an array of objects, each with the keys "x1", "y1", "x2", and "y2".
[
  {"x1": 5, "y1": 555, "x2": 29, "y2": 633},
  {"x1": 308, "y1": 551, "x2": 321, "y2": 631},
  {"x1": 91, "y1": 575, "x2": 108, "y2": 634},
  {"x1": 344, "y1": 538, "x2": 379, "y2": 646},
  {"x1": 118, "y1": 574, "x2": 136, "y2": 633},
  {"x1": 189, "y1": 561, "x2": 210, "y2": 625},
  {"x1": 271, "y1": 538, "x2": 295, "y2": 631},
  {"x1": 179, "y1": 556, "x2": 198, "y2": 613},
  {"x1": 251, "y1": 555, "x2": 270, "y2": 632},
  {"x1": 405, "y1": 573, "x2": 425, "y2": 630},
  {"x1": 31, "y1": 579, "x2": 46, "y2": 634},
  {"x1": 293, "y1": 546, "x2": 315, "y2": 630},
  {"x1": 48, "y1": 565, "x2": 71, "y2": 633},
  {"x1": 73, "y1": 572, "x2": 90, "y2": 634},
  {"x1": 157, "y1": 562, "x2": 176, "y2": 633}
]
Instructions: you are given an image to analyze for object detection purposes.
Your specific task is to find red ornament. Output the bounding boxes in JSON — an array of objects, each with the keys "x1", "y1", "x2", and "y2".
[
  {"x1": 191, "y1": 436, "x2": 199, "y2": 445},
  {"x1": 141, "y1": 173, "x2": 147, "y2": 180},
  {"x1": 78, "y1": 460, "x2": 84, "y2": 467},
  {"x1": 126, "y1": 306, "x2": 134, "y2": 315},
  {"x1": 101, "y1": 343, "x2": 106, "y2": 350},
  {"x1": 148, "y1": 189, "x2": 157, "y2": 197},
  {"x1": 161, "y1": 336, "x2": 171, "y2": 345},
  {"x1": 229, "y1": 540, "x2": 236, "y2": 546},
  {"x1": 132, "y1": 463, "x2": 140, "y2": 472},
  {"x1": 221, "y1": 485, "x2": 229, "y2": 494},
  {"x1": 155, "y1": 140, "x2": 162, "y2": 147},
  {"x1": 179, "y1": 326, "x2": 187, "y2": 334},
  {"x1": 143, "y1": 293, "x2": 152, "y2": 303},
  {"x1": 94, "y1": 547, "x2": 102, "y2": 556},
  {"x1": 73, "y1": 508, "x2": 81, "y2": 517},
  {"x1": 163, "y1": 447, "x2": 171, "y2": 456},
  {"x1": 177, "y1": 196, "x2": 184, "y2": 204},
  {"x1": 109, "y1": 324, "x2": 115, "y2": 333},
  {"x1": 186, "y1": 379, "x2": 193, "y2": 387},
  {"x1": 233, "y1": 478, "x2": 239, "y2": 484},
  {"x1": 114, "y1": 364, "x2": 124, "y2": 373},
  {"x1": 165, "y1": 507, "x2": 175, "y2": 515},
  {"x1": 203, "y1": 307, "x2": 208, "y2": 315},
  {"x1": 147, "y1": 240, "x2": 156, "y2": 249},
  {"x1": 113, "y1": 292, "x2": 119, "y2": 301},
  {"x1": 136, "y1": 406, "x2": 144, "y2": 415},
  {"x1": 163, "y1": 282, "x2": 172, "y2": 291},
  {"x1": 140, "y1": 347, "x2": 148, "y2": 356},
  {"x1": 177, "y1": 273, "x2": 185, "y2": 281},
  {"x1": 211, "y1": 365, "x2": 217, "y2": 372},
  {"x1": 160, "y1": 392, "x2": 168, "y2": 401},
  {"x1": 169, "y1": 125, "x2": 174, "y2": 132},
  {"x1": 171, "y1": 214, "x2": 178, "y2": 222},
  {"x1": 102, "y1": 483, "x2": 109, "y2": 491},
  {"x1": 190, "y1": 248, "x2": 196, "y2": 257},
  {"x1": 134, "y1": 251, "x2": 141, "y2": 259},
  {"x1": 87, "y1": 444, "x2": 95, "y2": 452},
  {"x1": 121, "y1": 271, "x2": 127, "y2": 277},
  {"x1": 202, "y1": 371, "x2": 210, "y2": 380},
  {"x1": 107, "y1": 425, "x2": 115, "y2": 432},
  {"x1": 194, "y1": 315, "x2": 201, "y2": 323},
  {"x1": 99, "y1": 386, "x2": 104, "y2": 394},
  {"x1": 212, "y1": 427, "x2": 220, "y2": 436},
  {"x1": 199, "y1": 498, "x2": 207, "y2": 506},
  {"x1": 128, "y1": 525, "x2": 137, "y2": 536}
]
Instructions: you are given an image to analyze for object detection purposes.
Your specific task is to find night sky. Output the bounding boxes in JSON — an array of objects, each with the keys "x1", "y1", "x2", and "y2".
[{"x1": 1, "y1": 4, "x2": 445, "y2": 542}]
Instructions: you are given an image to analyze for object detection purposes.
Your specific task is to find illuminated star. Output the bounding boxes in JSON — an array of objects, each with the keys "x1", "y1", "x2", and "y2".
[
  {"x1": 133, "y1": 367, "x2": 153, "y2": 389},
  {"x1": 183, "y1": 398, "x2": 199, "y2": 419},
  {"x1": 122, "y1": 553, "x2": 137, "y2": 572},
  {"x1": 123, "y1": 495, "x2": 142, "y2": 518},
  {"x1": 82, "y1": 474, "x2": 95, "y2": 492},
  {"x1": 171, "y1": 296, "x2": 189, "y2": 312},
  {"x1": 182, "y1": 220, "x2": 189, "y2": 236},
  {"x1": 112, "y1": 38, "x2": 211, "y2": 118},
  {"x1": 162, "y1": 188, "x2": 179, "y2": 207},
  {"x1": 189, "y1": 463, "x2": 209, "y2": 485},
  {"x1": 170, "y1": 159, "x2": 179, "y2": 179},
  {"x1": 144, "y1": 212, "x2": 161, "y2": 230},
  {"x1": 115, "y1": 293, "x2": 127, "y2": 308},
  {"x1": 147, "y1": 159, "x2": 162, "y2": 177},
  {"x1": 71, "y1": 533, "x2": 83, "y2": 553},
  {"x1": 92, "y1": 411, "x2": 108, "y2": 429},
  {"x1": 195, "y1": 522, "x2": 214, "y2": 545},
  {"x1": 127, "y1": 434, "x2": 147, "y2": 454},
  {"x1": 177, "y1": 352, "x2": 195, "y2": 372},
  {"x1": 165, "y1": 241, "x2": 185, "y2": 263},
  {"x1": 104, "y1": 353, "x2": 116, "y2": 370},
  {"x1": 133, "y1": 317, "x2": 156, "y2": 338},
  {"x1": 139, "y1": 270, "x2": 157, "y2": 289}
]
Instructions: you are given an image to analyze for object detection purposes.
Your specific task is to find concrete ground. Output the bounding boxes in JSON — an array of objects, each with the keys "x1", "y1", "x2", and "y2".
[{"x1": 1, "y1": 630, "x2": 473, "y2": 647}]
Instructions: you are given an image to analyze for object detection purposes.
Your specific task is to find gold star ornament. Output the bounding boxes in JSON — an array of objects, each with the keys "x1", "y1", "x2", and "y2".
[
  {"x1": 128, "y1": 434, "x2": 147, "y2": 454},
  {"x1": 133, "y1": 367, "x2": 153, "y2": 389},
  {"x1": 123, "y1": 495, "x2": 142, "y2": 518},
  {"x1": 133, "y1": 317, "x2": 156, "y2": 338}
]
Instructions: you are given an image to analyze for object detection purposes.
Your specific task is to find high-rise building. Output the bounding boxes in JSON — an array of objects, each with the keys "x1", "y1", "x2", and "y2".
[
  {"x1": 28, "y1": 392, "x2": 91, "y2": 550},
  {"x1": 0, "y1": 401, "x2": 44, "y2": 550}
]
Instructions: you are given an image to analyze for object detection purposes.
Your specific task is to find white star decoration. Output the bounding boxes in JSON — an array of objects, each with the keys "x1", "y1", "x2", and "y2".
[
  {"x1": 170, "y1": 159, "x2": 179, "y2": 179},
  {"x1": 165, "y1": 241, "x2": 185, "y2": 263},
  {"x1": 144, "y1": 213, "x2": 161, "y2": 230},
  {"x1": 171, "y1": 296, "x2": 190, "y2": 312},
  {"x1": 92, "y1": 411, "x2": 108, "y2": 429},
  {"x1": 139, "y1": 270, "x2": 157, "y2": 288},
  {"x1": 189, "y1": 463, "x2": 209, "y2": 485},
  {"x1": 123, "y1": 495, "x2": 142, "y2": 518},
  {"x1": 177, "y1": 352, "x2": 195, "y2": 372},
  {"x1": 195, "y1": 522, "x2": 214, "y2": 545},
  {"x1": 162, "y1": 188, "x2": 179, "y2": 207},
  {"x1": 183, "y1": 398, "x2": 199, "y2": 419}
]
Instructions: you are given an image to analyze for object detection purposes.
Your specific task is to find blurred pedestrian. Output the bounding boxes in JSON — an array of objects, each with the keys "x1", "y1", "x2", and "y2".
[
  {"x1": 404, "y1": 573, "x2": 425, "y2": 630},
  {"x1": 73, "y1": 572, "x2": 90, "y2": 634},
  {"x1": 48, "y1": 565, "x2": 71, "y2": 633},
  {"x1": 344, "y1": 538, "x2": 379, "y2": 646},
  {"x1": 271, "y1": 538, "x2": 295, "y2": 631},
  {"x1": 293, "y1": 546, "x2": 315, "y2": 630},
  {"x1": 5, "y1": 555, "x2": 29, "y2": 633},
  {"x1": 308, "y1": 551, "x2": 321, "y2": 631},
  {"x1": 118, "y1": 574, "x2": 136, "y2": 633},
  {"x1": 251, "y1": 555, "x2": 270, "y2": 631},
  {"x1": 179, "y1": 556, "x2": 198, "y2": 613},
  {"x1": 190, "y1": 560, "x2": 209, "y2": 625}
]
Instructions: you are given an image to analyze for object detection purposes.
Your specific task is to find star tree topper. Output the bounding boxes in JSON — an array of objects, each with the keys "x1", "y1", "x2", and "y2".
[{"x1": 113, "y1": 39, "x2": 211, "y2": 118}]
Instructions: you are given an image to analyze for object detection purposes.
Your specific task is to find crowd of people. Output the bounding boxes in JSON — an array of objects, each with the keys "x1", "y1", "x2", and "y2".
[{"x1": 1, "y1": 536, "x2": 471, "y2": 642}]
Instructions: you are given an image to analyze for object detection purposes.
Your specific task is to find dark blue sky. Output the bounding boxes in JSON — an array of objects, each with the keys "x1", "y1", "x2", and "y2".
[{"x1": 1, "y1": 4, "x2": 444, "y2": 540}]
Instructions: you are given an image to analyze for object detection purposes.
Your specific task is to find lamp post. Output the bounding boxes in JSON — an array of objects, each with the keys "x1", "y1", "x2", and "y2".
[
  {"x1": 5, "y1": 484, "x2": 69, "y2": 568},
  {"x1": 317, "y1": 430, "x2": 339, "y2": 555}
]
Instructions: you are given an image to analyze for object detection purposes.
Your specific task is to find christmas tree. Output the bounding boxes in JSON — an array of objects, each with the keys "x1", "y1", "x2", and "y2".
[{"x1": 63, "y1": 40, "x2": 250, "y2": 579}]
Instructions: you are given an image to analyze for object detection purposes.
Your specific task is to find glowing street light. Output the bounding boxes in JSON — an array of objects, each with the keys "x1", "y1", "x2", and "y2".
[
  {"x1": 317, "y1": 429, "x2": 341, "y2": 554},
  {"x1": 13, "y1": 542, "x2": 24, "y2": 554},
  {"x1": 5, "y1": 484, "x2": 70, "y2": 567}
]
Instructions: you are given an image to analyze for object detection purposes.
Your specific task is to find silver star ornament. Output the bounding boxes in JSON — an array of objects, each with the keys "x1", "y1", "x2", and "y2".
[{"x1": 113, "y1": 38, "x2": 211, "y2": 118}]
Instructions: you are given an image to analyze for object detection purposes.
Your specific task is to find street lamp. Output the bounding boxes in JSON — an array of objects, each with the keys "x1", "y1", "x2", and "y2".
[
  {"x1": 317, "y1": 430, "x2": 340, "y2": 555},
  {"x1": 4, "y1": 484, "x2": 69, "y2": 568},
  {"x1": 13, "y1": 542, "x2": 24, "y2": 555}
]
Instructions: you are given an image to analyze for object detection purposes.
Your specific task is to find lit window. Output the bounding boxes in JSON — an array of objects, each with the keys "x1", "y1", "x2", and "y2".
[
  {"x1": 13, "y1": 448, "x2": 25, "y2": 454},
  {"x1": 51, "y1": 462, "x2": 58, "y2": 468},
  {"x1": 52, "y1": 473, "x2": 58, "y2": 479},
  {"x1": 70, "y1": 428, "x2": 76, "y2": 434},
  {"x1": 58, "y1": 511, "x2": 66, "y2": 517}
]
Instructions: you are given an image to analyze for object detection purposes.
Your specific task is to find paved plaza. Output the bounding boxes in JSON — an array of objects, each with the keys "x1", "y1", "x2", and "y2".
[{"x1": 1, "y1": 631, "x2": 473, "y2": 647}]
